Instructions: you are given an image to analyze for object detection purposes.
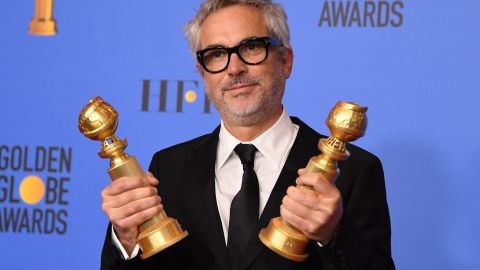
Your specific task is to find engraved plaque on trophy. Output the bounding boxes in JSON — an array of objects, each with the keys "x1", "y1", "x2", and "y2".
[
  {"x1": 78, "y1": 96, "x2": 188, "y2": 259},
  {"x1": 259, "y1": 101, "x2": 368, "y2": 261}
]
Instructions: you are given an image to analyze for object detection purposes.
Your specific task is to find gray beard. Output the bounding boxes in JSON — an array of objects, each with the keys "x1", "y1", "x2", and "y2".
[{"x1": 205, "y1": 65, "x2": 284, "y2": 127}]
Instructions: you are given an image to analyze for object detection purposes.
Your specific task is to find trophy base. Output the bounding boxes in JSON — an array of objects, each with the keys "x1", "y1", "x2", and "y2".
[
  {"x1": 28, "y1": 19, "x2": 57, "y2": 36},
  {"x1": 138, "y1": 217, "x2": 188, "y2": 260},
  {"x1": 259, "y1": 217, "x2": 309, "y2": 262}
]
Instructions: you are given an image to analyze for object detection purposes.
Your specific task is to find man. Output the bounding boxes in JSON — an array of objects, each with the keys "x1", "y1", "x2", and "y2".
[{"x1": 100, "y1": 0, "x2": 395, "y2": 269}]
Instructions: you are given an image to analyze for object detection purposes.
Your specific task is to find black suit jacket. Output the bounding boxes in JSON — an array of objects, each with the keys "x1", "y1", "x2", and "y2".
[{"x1": 101, "y1": 117, "x2": 395, "y2": 270}]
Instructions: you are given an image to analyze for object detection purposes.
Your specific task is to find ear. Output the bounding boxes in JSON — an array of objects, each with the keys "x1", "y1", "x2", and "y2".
[
  {"x1": 282, "y1": 48, "x2": 294, "y2": 79},
  {"x1": 196, "y1": 62, "x2": 205, "y2": 77}
]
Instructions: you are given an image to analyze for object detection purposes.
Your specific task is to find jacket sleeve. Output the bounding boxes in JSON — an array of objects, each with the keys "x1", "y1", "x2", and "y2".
[
  {"x1": 100, "y1": 223, "x2": 123, "y2": 270},
  {"x1": 313, "y1": 154, "x2": 396, "y2": 270}
]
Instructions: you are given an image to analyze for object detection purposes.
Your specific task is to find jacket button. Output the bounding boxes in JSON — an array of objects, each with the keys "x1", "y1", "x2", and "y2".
[{"x1": 336, "y1": 249, "x2": 347, "y2": 261}]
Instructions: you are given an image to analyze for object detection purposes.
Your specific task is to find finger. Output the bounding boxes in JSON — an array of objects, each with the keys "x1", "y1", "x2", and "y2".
[
  {"x1": 104, "y1": 186, "x2": 159, "y2": 208},
  {"x1": 145, "y1": 172, "x2": 159, "y2": 186},
  {"x1": 282, "y1": 192, "x2": 326, "y2": 222},
  {"x1": 280, "y1": 204, "x2": 313, "y2": 234},
  {"x1": 280, "y1": 203, "x2": 337, "y2": 243},
  {"x1": 285, "y1": 186, "x2": 322, "y2": 211},
  {"x1": 290, "y1": 180, "x2": 342, "y2": 217},
  {"x1": 295, "y1": 173, "x2": 335, "y2": 194},
  {"x1": 103, "y1": 177, "x2": 147, "y2": 196},
  {"x1": 297, "y1": 168, "x2": 306, "y2": 175},
  {"x1": 284, "y1": 186, "x2": 341, "y2": 225},
  {"x1": 113, "y1": 205, "x2": 163, "y2": 231},
  {"x1": 107, "y1": 195, "x2": 162, "y2": 221}
]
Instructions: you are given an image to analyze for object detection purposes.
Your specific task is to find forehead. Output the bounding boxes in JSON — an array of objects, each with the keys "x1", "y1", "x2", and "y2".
[{"x1": 199, "y1": 4, "x2": 269, "y2": 49}]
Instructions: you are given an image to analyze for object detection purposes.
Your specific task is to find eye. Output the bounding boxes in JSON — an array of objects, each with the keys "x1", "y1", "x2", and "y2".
[
  {"x1": 204, "y1": 49, "x2": 227, "y2": 62},
  {"x1": 212, "y1": 49, "x2": 227, "y2": 58},
  {"x1": 245, "y1": 43, "x2": 259, "y2": 51},
  {"x1": 240, "y1": 40, "x2": 264, "y2": 55}
]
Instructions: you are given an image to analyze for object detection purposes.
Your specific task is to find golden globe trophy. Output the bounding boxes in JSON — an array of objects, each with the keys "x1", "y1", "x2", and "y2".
[
  {"x1": 259, "y1": 101, "x2": 368, "y2": 261},
  {"x1": 78, "y1": 96, "x2": 188, "y2": 259},
  {"x1": 28, "y1": 0, "x2": 57, "y2": 36}
]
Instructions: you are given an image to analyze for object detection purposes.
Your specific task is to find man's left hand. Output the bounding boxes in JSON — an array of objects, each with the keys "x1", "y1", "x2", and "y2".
[{"x1": 280, "y1": 168, "x2": 343, "y2": 245}]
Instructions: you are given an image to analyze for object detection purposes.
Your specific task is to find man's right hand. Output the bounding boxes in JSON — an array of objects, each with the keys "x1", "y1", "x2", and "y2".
[{"x1": 101, "y1": 172, "x2": 163, "y2": 254}]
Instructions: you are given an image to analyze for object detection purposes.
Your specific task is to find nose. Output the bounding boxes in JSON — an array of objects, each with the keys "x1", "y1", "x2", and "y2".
[{"x1": 227, "y1": 52, "x2": 247, "y2": 76}]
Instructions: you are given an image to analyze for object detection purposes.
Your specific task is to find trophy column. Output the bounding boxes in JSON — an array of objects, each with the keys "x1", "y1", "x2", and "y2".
[
  {"x1": 78, "y1": 97, "x2": 188, "y2": 260},
  {"x1": 259, "y1": 101, "x2": 368, "y2": 261}
]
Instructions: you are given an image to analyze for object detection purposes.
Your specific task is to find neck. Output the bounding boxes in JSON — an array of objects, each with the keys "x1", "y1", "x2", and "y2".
[{"x1": 223, "y1": 106, "x2": 283, "y2": 142}]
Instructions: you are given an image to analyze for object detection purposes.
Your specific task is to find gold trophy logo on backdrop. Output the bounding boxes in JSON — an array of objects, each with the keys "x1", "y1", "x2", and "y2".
[
  {"x1": 259, "y1": 101, "x2": 368, "y2": 261},
  {"x1": 29, "y1": 0, "x2": 57, "y2": 36},
  {"x1": 78, "y1": 97, "x2": 188, "y2": 259}
]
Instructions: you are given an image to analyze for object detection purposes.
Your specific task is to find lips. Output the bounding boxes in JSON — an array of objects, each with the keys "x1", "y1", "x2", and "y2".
[{"x1": 225, "y1": 83, "x2": 257, "y2": 91}]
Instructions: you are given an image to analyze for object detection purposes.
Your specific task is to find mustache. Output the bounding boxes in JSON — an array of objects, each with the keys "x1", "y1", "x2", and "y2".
[{"x1": 220, "y1": 75, "x2": 261, "y2": 91}]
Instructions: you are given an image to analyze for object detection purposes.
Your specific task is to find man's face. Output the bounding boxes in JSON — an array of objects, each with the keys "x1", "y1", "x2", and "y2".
[{"x1": 198, "y1": 4, "x2": 293, "y2": 127}]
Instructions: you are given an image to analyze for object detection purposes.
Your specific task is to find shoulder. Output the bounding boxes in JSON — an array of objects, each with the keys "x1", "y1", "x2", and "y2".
[
  {"x1": 148, "y1": 126, "x2": 220, "y2": 171},
  {"x1": 151, "y1": 129, "x2": 217, "y2": 161},
  {"x1": 153, "y1": 133, "x2": 211, "y2": 158}
]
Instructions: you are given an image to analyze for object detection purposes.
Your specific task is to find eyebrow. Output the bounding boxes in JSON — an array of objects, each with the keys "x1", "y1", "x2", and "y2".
[{"x1": 203, "y1": 35, "x2": 262, "y2": 50}]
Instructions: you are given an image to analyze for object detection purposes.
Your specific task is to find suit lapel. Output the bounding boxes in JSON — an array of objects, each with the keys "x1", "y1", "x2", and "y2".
[
  {"x1": 190, "y1": 126, "x2": 231, "y2": 270},
  {"x1": 236, "y1": 117, "x2": 322, "y2": 270}
]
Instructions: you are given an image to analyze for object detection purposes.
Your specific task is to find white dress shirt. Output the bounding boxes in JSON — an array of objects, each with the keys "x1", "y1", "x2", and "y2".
[
  {"x1": 113, "y1": 108, "x2": 299, "y2": 259},
  {"x1": 215, "y1": 108, "x2": 298, "y2": 243}
]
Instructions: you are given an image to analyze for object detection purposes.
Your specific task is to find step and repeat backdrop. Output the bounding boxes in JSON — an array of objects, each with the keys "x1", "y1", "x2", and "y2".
[{"x1": 1, "y1": 1, "x2": 479, "y2": 269}]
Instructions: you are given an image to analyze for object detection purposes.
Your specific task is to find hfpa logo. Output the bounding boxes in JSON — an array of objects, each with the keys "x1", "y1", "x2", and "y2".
[{"x1": 140, "y1": 80, "x2": 212, "y2": 114}]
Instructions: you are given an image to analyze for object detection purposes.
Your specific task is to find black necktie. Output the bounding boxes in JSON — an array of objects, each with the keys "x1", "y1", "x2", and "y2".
[{"x1": 227, "y1": 143, "x2": 260, "y2": 268}]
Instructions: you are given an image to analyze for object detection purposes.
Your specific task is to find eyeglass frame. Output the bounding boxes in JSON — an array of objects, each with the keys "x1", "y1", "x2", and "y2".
[{"x1": 196, "y1": 36, "x2": 283, "y2": 74}]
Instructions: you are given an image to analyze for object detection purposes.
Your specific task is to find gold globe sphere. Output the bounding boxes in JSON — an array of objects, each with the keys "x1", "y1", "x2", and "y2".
[
  {"x1": 326, "y1": 101, "x2": 368, "y2": 143},
  {"x1": 78, "y1": 97, "x2": 118, "y2": 141}
]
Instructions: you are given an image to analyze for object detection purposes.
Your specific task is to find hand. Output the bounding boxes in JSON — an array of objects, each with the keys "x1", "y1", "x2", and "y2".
[
  {"x1": 101, "y1": 172, "x2": 163, "y2": 254},
  {"x1": 280, "y1": 168, "x2": 343, "y2": 244}
]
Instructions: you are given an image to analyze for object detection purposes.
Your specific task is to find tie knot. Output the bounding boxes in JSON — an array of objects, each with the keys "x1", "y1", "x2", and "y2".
[{"x1": 234, "y1": 143, "x2": 257, "y2": 165}]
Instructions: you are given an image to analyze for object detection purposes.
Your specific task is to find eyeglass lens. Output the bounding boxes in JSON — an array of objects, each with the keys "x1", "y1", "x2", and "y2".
[{"x1": 203, "y1": 39, "x2": 267, "y2": 72}]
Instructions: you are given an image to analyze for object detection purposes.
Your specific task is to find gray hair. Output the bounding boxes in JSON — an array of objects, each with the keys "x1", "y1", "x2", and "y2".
[{"x1": 184, "y1": 0, "x2": 291, "y2": 53}]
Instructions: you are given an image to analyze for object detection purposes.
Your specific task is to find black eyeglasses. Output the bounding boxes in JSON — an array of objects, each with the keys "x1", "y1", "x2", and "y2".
[{"x1": 196, "y1": 36, "x2": 283, "y2": 74}]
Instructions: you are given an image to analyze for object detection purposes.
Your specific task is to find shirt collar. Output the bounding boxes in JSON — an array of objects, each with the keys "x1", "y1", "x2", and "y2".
[{"x1": 216, "y1": 108, "x2": 296, "y2": 170}]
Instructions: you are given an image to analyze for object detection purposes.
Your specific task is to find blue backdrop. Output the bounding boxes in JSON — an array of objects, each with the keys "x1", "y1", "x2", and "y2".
[{"x1": 1, "y1": 1, "x2": 479, "y2": 269}]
